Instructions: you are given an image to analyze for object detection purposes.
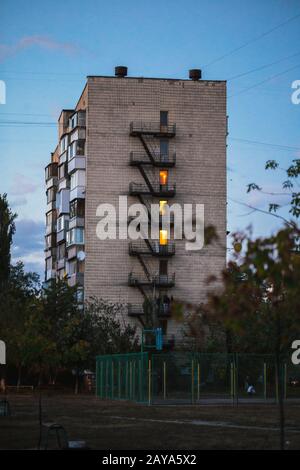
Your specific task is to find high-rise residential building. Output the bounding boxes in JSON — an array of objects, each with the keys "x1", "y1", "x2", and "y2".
[{"x1": 44, "y1": 66, "x2": 227, "y2": 340}]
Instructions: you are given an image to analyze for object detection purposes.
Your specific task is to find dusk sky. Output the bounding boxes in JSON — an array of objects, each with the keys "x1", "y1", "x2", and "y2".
[{"x1": 0, "y1": 0, "x2": 300, "y2": 278}]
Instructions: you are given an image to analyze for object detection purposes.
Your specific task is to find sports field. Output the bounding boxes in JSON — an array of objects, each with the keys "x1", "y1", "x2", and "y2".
[{"x1": 1, "y1": 393, "x2": 300, "y2": 450}]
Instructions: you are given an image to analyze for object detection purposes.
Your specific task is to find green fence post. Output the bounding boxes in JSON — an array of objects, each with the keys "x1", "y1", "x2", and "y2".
[
  {"x1": 148, "y1": 359, "x2": 152, "y2": 406},
  {"x1": 263, "y1": 362, "x2": 267, "y2": 400},
  {"x1": 118, "y1": 361, "x2": 121, "y2": 399},
  {"x1": 284, "y1": 363, "x2": 287, "y2": 400},
  {"x1": 111, "y1": 360, "x2": 114, "y2": 400},
  {"x1": 163, "y1": 361, "x2": 167, "y2": 400},
  {"x1": 191, "y1": 359, "x2": 194, "y2": 404},
  {"x1": 130, "y1": 360, "x2": 132, "y2": 399},
  {"x1": 230, "y1": 363, "x2": 233, "y2": 399}
]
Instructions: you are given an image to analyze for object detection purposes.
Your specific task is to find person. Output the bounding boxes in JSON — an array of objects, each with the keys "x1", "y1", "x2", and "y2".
[{"x1": 247, "y1": 384, "x2": 256, "y2": 396}]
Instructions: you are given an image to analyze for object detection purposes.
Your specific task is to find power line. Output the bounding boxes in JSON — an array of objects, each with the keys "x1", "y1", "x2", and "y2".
[
  {"x1": 204, "y1": 12, "x2": 300, "y2": 67},
  {"x1": 228, "y1": 63, "x2": 300, "y2": 98},
  {"x1": 227, "y1": 51, "x2": 300, "y2": 81},
  {"x1": 228, "y1": 137, "x2": 300, "y2": 152}
]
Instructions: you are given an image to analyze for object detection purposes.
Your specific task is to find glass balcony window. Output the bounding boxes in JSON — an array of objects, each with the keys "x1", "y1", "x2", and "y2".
[
  {"x1": 68, "y1": 140, "x2": 85, "y2": 160},
  {"x1": 70, "y1": 199, "x2": 85, "y2": 219},
  {"x1": 66, "y1": 227, "x2": 84, "y2": 246},
  {"x1": 46, "y1": 187, "x2": 56, "y2": 204},
  {"x1": 70, "y1": 170, "x2": 85, "y2": 190},
  {"x1": 57, "y1": 215, "x2": 69, "y2": 232},
  {"x1": 60, "y1": 135, "x2": 68, "y2": 155},
  {"x1": 68, "y1": 111, "x2": 86, "y2": 131}
]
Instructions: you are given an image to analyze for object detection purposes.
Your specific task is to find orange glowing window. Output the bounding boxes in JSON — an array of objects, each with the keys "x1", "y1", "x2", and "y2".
[
  {"x1": 159, "y1": 200, "x2": 168, "y2": 215},
  {"x1": 160, "y1": 229, "x2": 168, "y2": 245},
  {"x1": 159, "y1": 170, "x2": 168, "y2": 185}
]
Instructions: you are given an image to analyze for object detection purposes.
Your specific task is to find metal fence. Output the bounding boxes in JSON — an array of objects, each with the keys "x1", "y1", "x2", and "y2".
[{"x1": 96, "y1": 352, "x2": 300, "y2": 405}]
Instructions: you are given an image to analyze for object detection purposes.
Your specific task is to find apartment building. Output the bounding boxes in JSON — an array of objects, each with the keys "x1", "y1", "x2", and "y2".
[{"x1": 44, "y1": 66, "x2": 227, "y2": 338}]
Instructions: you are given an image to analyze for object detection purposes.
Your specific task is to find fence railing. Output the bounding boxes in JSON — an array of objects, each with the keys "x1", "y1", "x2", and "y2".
[{"x1": 96, "y1": 352, "x2": 300, "y2": 405}]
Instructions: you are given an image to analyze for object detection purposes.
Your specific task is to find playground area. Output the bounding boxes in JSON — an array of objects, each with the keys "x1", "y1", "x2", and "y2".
[
  {"x1": 1, "y1": 393, "x2": 300, "y2": 450},
  {"x1": 96, "y1": 352, "x2": 300, "y2": 405}
]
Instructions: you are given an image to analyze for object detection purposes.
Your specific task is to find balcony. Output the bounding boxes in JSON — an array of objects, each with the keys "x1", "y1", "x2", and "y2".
[
  {"x1": 46, "y1": 177, "x2": 58, "y2": 190},
  {"x1": 70, "y1": 186, "x2": 85, "y2": 202},
  {"x1": 127, "y1": 304, "x2": 144, "y2": 317},
  {"x1": 68, "y1": 272, "x2": 84, "y2": 287},
  {"x1": 68, "y1": 156, "x2": 86, "y2": 174},
  {"x1": 129, "y1": 240, "x2": 175, "y2": 257},
  {"x1": 45, "y1": 269, "x2": 56, "y2": 281},
  {"x1": 129, "y1": 182, "x2": 176, "y2": 197},
  {"x1": 57, "y1": 258, "x2": 65, "y2": 271},
  {"x1": 46, "y1": 222, "x2": 57, "y2": 236},
  {"x1": 128, "y1": 272, "x2": 175, "y2": 288},
  {"x1": 127, "y1": 302, "x2": 171, "y2": 317},
  {"x1": 45, "y1": 162, "x2": 58, "y2": 182},
  {"x1": 130, "y1": 121, "x2": 176, "y2": 137},
  {"x1": 69, "y1": 216, "x2": 84, "y2": 229},
  {"x1": 130, "y1": 151, "x2": 176, "y2": 168}
]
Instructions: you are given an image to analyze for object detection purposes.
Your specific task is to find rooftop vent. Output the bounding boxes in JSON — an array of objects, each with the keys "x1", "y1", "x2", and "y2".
[
  {"x1": 189, "y1": 69, "x2": 202, "y2": 81},
  {"x1": 115, "y1": 66, "x2": 128, "y2": 77}
]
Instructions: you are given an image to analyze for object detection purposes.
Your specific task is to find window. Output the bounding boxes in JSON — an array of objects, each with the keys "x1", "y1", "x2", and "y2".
[
  {"x1": 45, "y1": 234, "x2": 55, "y2": 249},
  {"x1": 47, "y1": 187, "x2": 56, "y2": 203},
  {"x1": 76, "y1": 288, "x2": 84, "y2": 303},
  {"x1": 58, "y1": 162, "x2": 67, "y2": 179},
  {"x1": 68, "y1": 140, "x2": 85, "y2": 160},
  {"x1": 160, "y1": 229, "x2": 168, "y2": 245},
  {"x1": 57, "y1": 215, "x2": 69, "y2": 232},
  {"x1": 66, "y1": 228, "x2": 84, "y2": 246},
  {"x1": 57, "y1": 243, "x2": 66, "y2": 260},
  {"x1": 159, "y1": 259, "x2": 168, "y2": 275},
  {"x1": 69, "y1": 113, "x2": 78, "y2": 130},
  {"x1": 160, "y1": 111, "x2": 168, "y2": 127},
  {"x1": 45, "y1": 163, "x2": 58, "y2": 180},
  {"x1": 60, "y1": 135, "x2": 68, "y2": 154},
  {"x1": 70, "y1": 199, "x2": 85, "y2": 219},
  {"x1": 67, "y1": 259, "x2": 77, "y2": 275},
  {"x1": 70, "y1": 170, "x2": 85, "y2": 190},
  {"x1": 159, "y1": 200, "x2": 168, "y2": 215},
  {"x1": 69, "y1": 111, "x2": 85, "y2": 130},
  {"x1": 46, "y1": 210, "x2": 56, "y2": 226},
  {"x1": 160, "y1": 139, "x2": 169, "y2": 159},
  {"x1": 46, "y1": 257, "x2": 54, "y2": 271},
  {"x1": 159, "y1": 170, "x2": 168, "y2": 186}
]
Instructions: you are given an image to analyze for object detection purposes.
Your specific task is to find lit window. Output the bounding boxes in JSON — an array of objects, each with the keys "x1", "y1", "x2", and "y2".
[
  {"x1": 159, "y1": 170, "x2": 168, "y2": 186},
  {"x1": 159, "y1": 200, "x2": 168, "y2": 215},
  {"x1": 160, "y1": 230, "x2": 168, "y2": 245}
]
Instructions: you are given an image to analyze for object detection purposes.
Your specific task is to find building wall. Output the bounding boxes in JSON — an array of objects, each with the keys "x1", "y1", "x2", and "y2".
[{"x1": 84, "y1": 76, "x2": 227, "y2": 335}]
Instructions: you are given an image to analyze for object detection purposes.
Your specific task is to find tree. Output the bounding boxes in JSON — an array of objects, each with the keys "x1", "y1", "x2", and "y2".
[
  {"x1": 247, "y1": 158, "x2": 300, "y2": 221},
  {"x1": 202, "y1": 225, "x2": 300, "y2": 450},
  {"x1": 0, "y1": 193, "x2": 17, "y2": 292}
]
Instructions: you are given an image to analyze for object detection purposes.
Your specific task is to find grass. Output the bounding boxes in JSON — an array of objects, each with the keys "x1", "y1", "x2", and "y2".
[{"x1": 1, "y1": 393, "x2": 300, "y2": 450}]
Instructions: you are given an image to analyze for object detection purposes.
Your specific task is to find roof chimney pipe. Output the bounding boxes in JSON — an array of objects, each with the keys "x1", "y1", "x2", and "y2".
[
  {"x1": 115, "y1": 66, "x2": 128, "y2": 77},
  {"x1": 189, "y1": 69, "x2": 202, "y2": 81}
]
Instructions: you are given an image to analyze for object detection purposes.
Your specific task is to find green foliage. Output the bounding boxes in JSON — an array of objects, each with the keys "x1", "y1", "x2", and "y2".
[
  {"x1": 250, "y1": 158, "x2": 300, "y2": 218},
  {"x1": 0, "y1": 193, "x2": 17, "y2": 291},
  {"x1": 205, "y1": 226, "x2": 300, "y2": 355}
]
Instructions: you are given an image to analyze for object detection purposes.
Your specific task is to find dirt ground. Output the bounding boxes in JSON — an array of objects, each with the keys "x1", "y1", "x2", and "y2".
[{"x1": 1, "y1": 393, "x2": 300, "y2": 450}]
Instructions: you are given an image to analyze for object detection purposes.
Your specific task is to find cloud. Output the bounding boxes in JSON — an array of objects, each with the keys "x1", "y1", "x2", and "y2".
[
  {"x1": 9, "y1": 173, "x2": 39, "y2": 196},
  {"x1": 0, "y1": 35, "x2": 80, "y2": 62},
  {"x1": 12, "y1": 218, "x2": 45, "y2": 277},
  {"x1": 10, "y1": 196, "x2": 28, "y2": 207}
]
